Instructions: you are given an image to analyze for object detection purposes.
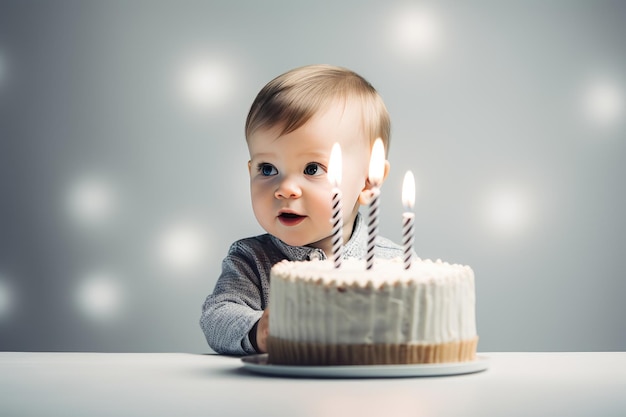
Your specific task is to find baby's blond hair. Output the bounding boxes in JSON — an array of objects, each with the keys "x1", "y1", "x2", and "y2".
[{"x1": 245, "y1": 64, "x2": 390, "y2": 152}]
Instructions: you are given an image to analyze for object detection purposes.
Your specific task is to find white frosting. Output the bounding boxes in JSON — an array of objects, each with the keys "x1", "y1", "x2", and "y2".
[{"x1": 269, "y1": 257, "x2": 476, "y2": 345}]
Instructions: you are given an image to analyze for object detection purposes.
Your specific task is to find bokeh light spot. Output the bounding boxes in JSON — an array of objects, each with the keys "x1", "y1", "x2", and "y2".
[
  {"x1": 0, "y1": 276, "x2": 15, "y2": 319},
  {"x1": 157, "y1": 221, "x2": 207, "y2": 272},
  {"x1": 66, "y1": 175, "x2": 117, "y2": 225},
  {"x1": 582, "y1": 78, "x2": 624, "y2": 128},
  {"x1": 389, "y1": 6, "x2": 442, "y2": 57},
  {"x1": 483, "y1": 186, "x2": 533, "y2": 237},
  {"x1": 180, "y1": 58, "x2": 232, "y2": 109},
  {"x1": 76, "y1": 272, "x2": 123, "y2": 321}
]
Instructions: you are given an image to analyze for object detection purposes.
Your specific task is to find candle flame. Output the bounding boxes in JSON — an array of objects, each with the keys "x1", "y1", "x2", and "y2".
[
  {"x1": 327, "y1": 142, "x2": 342, "y2": 187},
  {"x1": 368, "y1": 138, "x2": 385, "y2": 186},
  {"x1": 402, "y1": 170, "x2": 415, "y2": 210}
]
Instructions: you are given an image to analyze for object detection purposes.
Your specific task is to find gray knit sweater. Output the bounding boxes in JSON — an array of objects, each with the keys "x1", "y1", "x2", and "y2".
[{"x1": 199, "y1": 213, "x2": 404, "y2": 355}]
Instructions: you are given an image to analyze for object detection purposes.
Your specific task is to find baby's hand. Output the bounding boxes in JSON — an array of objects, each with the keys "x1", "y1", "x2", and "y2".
[{"x1": 256, "y1": 308, "x2": 270, "y2": 353}]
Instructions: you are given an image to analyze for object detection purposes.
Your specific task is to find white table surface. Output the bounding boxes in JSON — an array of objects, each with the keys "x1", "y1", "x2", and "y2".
[{"x1": 1, "y1": 352, "x2": 624, "y2": 417}]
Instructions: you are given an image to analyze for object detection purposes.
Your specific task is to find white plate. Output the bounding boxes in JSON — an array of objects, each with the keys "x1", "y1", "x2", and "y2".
[{"x1": 241, "y1": 354, "x2": 489, "y2": 378}]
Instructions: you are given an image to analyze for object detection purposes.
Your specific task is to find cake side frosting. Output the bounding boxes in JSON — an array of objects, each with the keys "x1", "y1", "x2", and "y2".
[{"x1": 268, "y1": 258, "x2": 477, "y2": 347}]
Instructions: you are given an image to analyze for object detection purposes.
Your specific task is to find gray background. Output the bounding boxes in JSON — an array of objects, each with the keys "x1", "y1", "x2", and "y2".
[{"x1": 0, "y1": 0, "x2": 624, "y2": 353}]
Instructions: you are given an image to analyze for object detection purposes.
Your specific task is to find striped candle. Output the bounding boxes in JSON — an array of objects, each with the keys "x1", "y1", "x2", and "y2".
[
  {"x1": 402, "y1": 171, "x2": 416, "y2": 269},
  {"x1": 366, "y1": 138, "x2": 385, "y2": 270},
  {"x1": 327, "y1": 143, "x2": 343, "y2": 268}
]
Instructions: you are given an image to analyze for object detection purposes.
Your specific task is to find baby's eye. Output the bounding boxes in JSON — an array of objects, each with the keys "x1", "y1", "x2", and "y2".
[
  {"x1": 304, "y1": 163, "x2": 325, "y2": 176},
  {"x1": 258, "y1": 163, "x2": 278, "y2": 176}
]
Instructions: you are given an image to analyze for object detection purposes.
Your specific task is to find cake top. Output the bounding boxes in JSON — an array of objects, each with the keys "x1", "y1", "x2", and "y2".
[{"x1": 271, "y1": 257, "x2": 474, "y2": 287}]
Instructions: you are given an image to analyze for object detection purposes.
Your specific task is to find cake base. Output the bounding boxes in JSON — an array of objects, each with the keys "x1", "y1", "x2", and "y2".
[{"x1": 267, "y1": 336, "x2": 479, "y2": 366}]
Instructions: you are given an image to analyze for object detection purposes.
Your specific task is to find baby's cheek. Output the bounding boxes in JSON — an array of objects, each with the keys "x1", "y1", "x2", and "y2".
[
  {"x1": 250, "y1": 189, "x2": 273, "y2": 223},
  {"x1": 250, "y1": 180, "x2": 275, "y2": 201},
  {"x1": 341, "y1": 179, "x2": 366, "y2": 206}
]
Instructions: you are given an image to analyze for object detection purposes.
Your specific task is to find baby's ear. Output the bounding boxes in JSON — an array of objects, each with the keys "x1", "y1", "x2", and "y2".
[{"x1": 358, "y1": 160, "x2": 390, "y2": 205}]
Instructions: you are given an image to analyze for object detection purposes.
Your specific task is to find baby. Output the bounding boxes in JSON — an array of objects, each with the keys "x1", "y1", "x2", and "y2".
[{"x1": 200, "y1": 64, "x2": 403, "y2": 355}]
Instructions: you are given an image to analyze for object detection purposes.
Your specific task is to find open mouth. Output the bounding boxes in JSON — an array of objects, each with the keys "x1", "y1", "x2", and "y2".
[{"x1": 278, "y1": 212, "x2": 306, "y2": 226}]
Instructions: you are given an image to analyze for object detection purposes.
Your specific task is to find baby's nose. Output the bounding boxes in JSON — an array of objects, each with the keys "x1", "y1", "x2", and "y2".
[{"x1": 275, "y1": 177, "x2": 302, "y2": 199}]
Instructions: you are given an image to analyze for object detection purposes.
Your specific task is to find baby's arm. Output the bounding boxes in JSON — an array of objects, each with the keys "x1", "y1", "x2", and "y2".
[{"x1": 200, "y1": 243, "x2": 268, "y2": 355}]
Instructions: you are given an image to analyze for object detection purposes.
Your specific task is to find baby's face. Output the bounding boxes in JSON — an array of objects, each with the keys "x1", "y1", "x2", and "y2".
[{"x1": 247, "y1": 101, "x2": 371, "y2": 255}]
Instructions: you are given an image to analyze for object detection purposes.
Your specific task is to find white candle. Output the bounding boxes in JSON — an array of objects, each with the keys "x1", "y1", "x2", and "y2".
[
  {"x1": 402, "y1": 170, "x2": 416, "y2": 270},
  {"x1": 366, "y1": 138, "x2": 385, "y2": 270},
  {"x1": 327, "y1": 143, "x2": 343, "y2": 269}
]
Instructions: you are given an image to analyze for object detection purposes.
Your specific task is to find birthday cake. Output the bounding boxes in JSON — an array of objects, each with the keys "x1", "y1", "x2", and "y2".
[{"x1": 267, "y1": 257, "x2": 478, "y2": 366}]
